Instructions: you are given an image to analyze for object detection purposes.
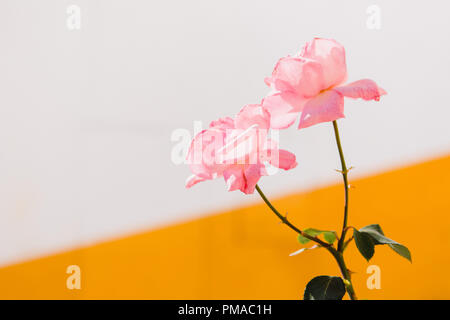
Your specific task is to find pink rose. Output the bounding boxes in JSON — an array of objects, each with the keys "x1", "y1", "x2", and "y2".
[
  {"x1": 264, "y1": 38, "x2": 387, "y2": 129},
  {"x1": 185, "y1": 104, "x2": 297, "y2": 194}
]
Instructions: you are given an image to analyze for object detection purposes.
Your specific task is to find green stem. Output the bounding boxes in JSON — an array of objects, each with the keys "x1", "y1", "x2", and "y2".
[
  {"x1": 332, "y1": 120, "x2": 349, "y2": 252},
  {"x1": 330, "y1": 251, "x2": 358, "y2": 300},
  {"x1": 255, "y1": 184, "x2": 331, "y2": 248},
  {"x1": 255, "y1": 183, "x2": 357, "y2": 300},
  {"x1": 343, "y1": 236, "x2": 354, "y2": 251},
  {"x1": 331, "y1": 120, "x2": 357, "y2": 300}
]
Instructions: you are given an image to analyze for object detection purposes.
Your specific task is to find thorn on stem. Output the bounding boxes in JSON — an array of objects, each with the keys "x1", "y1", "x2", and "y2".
[
  {"x1": 335, "y1": 166, "x2": 354, "y2": 175},
  {"x1": 332, "y1": 231, "x2": 340, "y2": 241}
]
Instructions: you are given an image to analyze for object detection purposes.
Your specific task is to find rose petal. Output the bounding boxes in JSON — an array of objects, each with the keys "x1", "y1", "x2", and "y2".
[
  {"x1": 235, "y1": 104, "x2": 270, "y2": 130},
  {"x1": 266, "y1": 56, "x2": 325, "y2": 107},
  {"x1": 185, "y1": 174, "x2": 207, "y2": 188},
  {"x1": 298, "y1": 89, "x2": 344, "y2": 129},
  {"x1": 268, "y1": 149, "x2": 298, "y2": 170},
  {"x1": 186, "y1": 129, "x2": 226, "y2": 178},
  {"x1": 300, "y1": 38, "x2": 347, "y2": 88},
  {"x1": 219, "y1": 126, "x2": 265, "y2": 166},
  {"x1": 262, "y1": 93, "x2": 299, "y2": 129},
  {"x1": 223, "y1": 166, "x2": 245, "y2": 192},
  {"x1": 334, "y1": 79, "x2": 387, "y2": 101},
  {"x1": 242, "y1": 164, "x2": 266, "y2": 194},
  {"x1": 209, "y1": 117, "x2": 235, "y2": 129}
]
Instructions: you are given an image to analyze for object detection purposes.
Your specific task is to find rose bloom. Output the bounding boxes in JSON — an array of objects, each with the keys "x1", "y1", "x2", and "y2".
[
  {"x1": 263, "y1": 38, "x2": 387, "y2": 129},
  {"x1": 185, "y1": 104, "x2": 297, "y2": 194}
]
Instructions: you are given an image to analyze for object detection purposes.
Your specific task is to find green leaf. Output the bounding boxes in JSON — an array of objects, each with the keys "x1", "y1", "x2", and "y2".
[
  {"x1": 304, "y1": 228, "x2": 323, "y2": 236},
  {"x1": 359, "y1": 224, "x2": 412, "y2": 262},
  {"x1": 359, "y1": 224, "x2": 395, "y2": 245},
  {"x1": 297, "y1": 228, "x2": 337, "y2": 245},
  {"x1": 359, "y1": 224, "x2": 384, "y2": 235},
  {"x1": 353, "y1": 229, "x2": 375, "y2": 261},
  {"x1": 304, "y1": 276, "x2": 346, "y2": 300},
  {"x1": 297, "y1": 234, "x2": 310, "y2": 244},
  {"x1": 388, "y1": 243, "x2": 412, "y2": 262},
  {"x1": 323, "y1": 231, "x2": 337, "y2": 244}
]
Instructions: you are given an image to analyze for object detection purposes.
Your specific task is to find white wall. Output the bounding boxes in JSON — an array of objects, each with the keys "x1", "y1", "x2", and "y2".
[{"x1": 0, "y1": 0, "x2": 449, "y2": 266}]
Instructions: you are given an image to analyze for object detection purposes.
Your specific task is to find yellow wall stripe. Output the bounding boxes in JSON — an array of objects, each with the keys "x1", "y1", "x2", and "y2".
[{"x1": 0, "y1": 155, "x2": 449, "y2": 299}]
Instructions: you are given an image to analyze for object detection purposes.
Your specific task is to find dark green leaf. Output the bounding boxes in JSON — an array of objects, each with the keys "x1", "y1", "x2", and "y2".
[
  {"x1": 389, "y1": 243, "x2": 412, "y2": 262},
  {"x1": 304, "y1": 276, "x2": 346, "y2": 300},
  {"x1": 359, "y1": 224, "x2": 412, "y2": 262},
  {"x1": 353, "y1": 229, "x2": 375, "y2": 261},
  {"x1": 359, "y1": 224, "x2": 395, "y2": 245},
  {"x1": 360, "y1": 224, "x2": 384, "y2": 234}
]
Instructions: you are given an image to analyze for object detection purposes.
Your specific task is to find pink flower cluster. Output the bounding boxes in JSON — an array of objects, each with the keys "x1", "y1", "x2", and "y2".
[{"x1": 186, "y1": 38, "x2": 386, "y2": 194}]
